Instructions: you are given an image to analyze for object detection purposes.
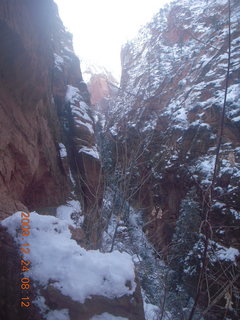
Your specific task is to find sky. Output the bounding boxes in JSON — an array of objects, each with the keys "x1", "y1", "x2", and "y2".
[{"x1": 54, "y1": 0, "x2": 169, "y2": 80}]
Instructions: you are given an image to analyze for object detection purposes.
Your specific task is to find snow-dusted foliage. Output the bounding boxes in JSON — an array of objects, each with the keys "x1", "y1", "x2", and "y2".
[{"x1": 100, "y1": 189, "x2": 170, "y2": 319}]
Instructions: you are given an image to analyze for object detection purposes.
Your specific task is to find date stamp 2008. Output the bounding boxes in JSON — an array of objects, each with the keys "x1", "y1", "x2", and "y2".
[{"x1": 19, "y1": 212, "x2": 31, "y2": 308}]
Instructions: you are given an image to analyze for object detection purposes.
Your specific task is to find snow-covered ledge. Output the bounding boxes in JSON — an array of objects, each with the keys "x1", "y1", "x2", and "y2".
[{"x1": 2, "y1": 212, "x2": 136, "y2": 304}]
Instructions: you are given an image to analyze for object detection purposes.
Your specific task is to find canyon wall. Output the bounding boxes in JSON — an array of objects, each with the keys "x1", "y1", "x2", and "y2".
[
  {"x1": 0, "y1": 0, "x2": 102, "y2": 244},
  {"x1": 102, "y1": 0, "x2": 240, "y2": 318},
  {"x1": 0, "y1": 2, "x2": 147, "y2": 320}
]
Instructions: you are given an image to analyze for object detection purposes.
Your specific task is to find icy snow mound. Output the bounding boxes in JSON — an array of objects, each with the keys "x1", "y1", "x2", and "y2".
[{"x1": 1, "y1": 212, "x2": 136, "y2": 303}]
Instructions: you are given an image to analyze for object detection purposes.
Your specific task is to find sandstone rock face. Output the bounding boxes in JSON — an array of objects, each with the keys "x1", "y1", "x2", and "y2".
[
  {"x1": 0, "y1": 0, "x2": 69, "y2": 218},
  {"x1": 89, "y1": 75, "x2": 111, "y2": 106},
  {"x1": 40, "y1": 280, "x2": 144, "y2": 320},
  {"x1": 0, "y1": 2, "x2": 146, "y2": 319},
  {"x1": 85, "y1": 67, "x2": 119, "y2": 114},
  {"x1": 102, "y1": 0, "x2": 240, "y2": 318},
  {"x1": 112, "y1": 0, "x2": 240, "y2": 245},
  {"x1": 0, "y1": 0, "x2": 103, "y2": 242},
  {"x1": 110, "y1": 0, "x2": 240, "y2": 252}
]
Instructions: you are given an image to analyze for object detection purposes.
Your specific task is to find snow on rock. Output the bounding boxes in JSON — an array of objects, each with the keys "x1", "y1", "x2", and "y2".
[
  {"x1": 56, "y1": 200, "x2": 83, "y2": 226},
  {"x1": 144, "y1": 301, "x2": 161, "y2": 320},
  {"x1": 174, "y1": 107, "x2": 188, "y2": 123},
  {"x1": 210, "y1": 241, "x2": 240, "y2": 264},
  {"x1": 74, "y1": 119, "x2": 94, "y2": 134},
  {"x1": 102, "y1": 0, "x2": 240, "y2": 317},
  {"x1": 75, "y1": 119, "x2": 94, "y2": 134},
  {"x1": 232, "y1": 115, "x2": 240, "y2": 123},
  {"x1": 90, "y1": 313, "x2": 128, "y2": 320},
  {"x1": 141, "y1": 118, "x2": 157, "y2": 132},
  {"x1": 230, "y1": 209, "x2": 240, "y2": 220},
  {"x1": 59, "y1": 143, "x2": 67, "y2": 158},
  {"x1": 79, "y1": 146, "x2": 100, "y2": 160},
  {"x1": 65, "y1": 85, "x2": 83, "y2": 104},
  {"x1": 191, "y1": 155, "x2": 216, "y2": 185},
  {"x1": 1, "y1": 212, "x2": 136, "y2": 303},
  {"x1": 34, "y1": 295, "x2": 70, "y2": 320},
  {"x1": 71, "y1": 102, "x2": 93, "y2": 122},
  {"x1": 217, "y1": 247, "x2": 240, "y2": 263},
  {"x1": 46, "y1": 309, "x2": 70, "y2": 320},
  {"x1": 64, "y1": 46, "x2": 74, "y2": 54},
  {"x1": 227, "y1": 84, "x2": 240, "y2": 104},
  {"x1": 68, "y1": 169, "x2": 76, "y2": 187},
  {"x1": 54, "y1": 53, "x2": 64, "y2": 71},
  {"x1": 65, "y1": 85, "x2": 95, "y2": 134}
]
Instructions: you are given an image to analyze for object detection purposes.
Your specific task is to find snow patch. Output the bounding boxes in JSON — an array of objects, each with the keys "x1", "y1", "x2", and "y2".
[
  {"x1": 59, "y1": 143, "x2": 67, "y2": 158},
  {"x1": 79, "y1": 146, "x2": 100, "y2": 159},
  {"x1": 230, "y1": 209, "x2": 240, "y2": 220},
  {"x1": 210, "y1": 241, "x2": 240, "y2": 263},
  {"x1": 56, "y1": 200, "x2": 83, "y2": 226},
  {"x1": 65, "y1": 85, "x2": 82, "y2": 104},
  {"x1": 54, "y1": 53, "x2": 64, "y2": 71},
  {"x1": 174, "y1": 107, "x2": 188, "y2": 122},
  {"x1": 232, "y1": 115, "x2": 240, "y2": 123},
  {"x1": 227, "y1": 84, "x2": 240, "y2": 104},
  {"x1": 46, "y1": 309, "x2": 70, "y2": 320},
  {"x1": 217, "y1": 247, "x2": 239, "y2": 262},
  {"x1": 68, "y1": 169, "x2": 76, "y2": 186},
  {"x1": 74, "y1": 119, "x2": 94, "y2": 134},
  {"x1": 1, "y1": 212, "x2": 136, "y2": 303},
  {"x1": 193, "y1": 155, "x2": 216, "y2": 184},
  {"x1": 64, "y1": 46, "x2": 74, "y2": 54},
  {"x1": 144, "y1": 301, "x2": 160, "y2": 320}
]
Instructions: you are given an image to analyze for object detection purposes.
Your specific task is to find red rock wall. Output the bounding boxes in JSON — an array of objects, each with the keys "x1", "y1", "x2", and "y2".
[
  {"x1": 88, "y1": 75, "x2": 111, "y2": 106},
  {"x1": 0, "y1": 0, "x2": 103, "y2": 232},
  {"x1": 104, "y1": 0, "x2": 240, "y2": 317},
  {"x1": 111, "y1": 0, "x2": 240, "y2": 254}
]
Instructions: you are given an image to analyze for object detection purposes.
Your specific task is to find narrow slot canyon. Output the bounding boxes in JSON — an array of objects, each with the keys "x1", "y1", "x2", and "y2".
[{"x1": 0, "y1": 0, "x2": 239, "y2": 319}]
